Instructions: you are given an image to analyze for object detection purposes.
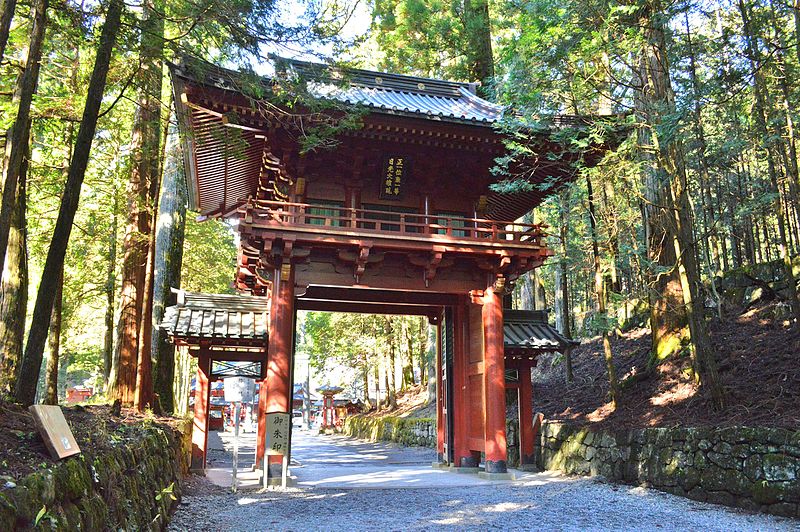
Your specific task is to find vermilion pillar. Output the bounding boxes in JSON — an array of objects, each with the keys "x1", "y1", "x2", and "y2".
[
  {"x1": 482, "y1": 283, "x2": 507, "y2": 474},
  {"x1": 518, "y1": 362, "x2": 536, "y2": 467},
  {"x1": 191, "y1": 349, "x2": 211, "y2": 471},
  {"x1": 452, "y1": 301, "x2": 474, "y2": 468},
  {"x1": 266, "y1": 262, "x2": 295, "y2": 478},
  {"x1": 435, "y1": 317, "x2": 445, "y2": 462},
  {"x1": 256, "y1": 377, "x2": 267, "y2": 468}
]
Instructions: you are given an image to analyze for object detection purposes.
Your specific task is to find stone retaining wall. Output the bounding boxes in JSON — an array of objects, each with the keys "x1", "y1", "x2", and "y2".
[
  {"x1": 343, "y1": 416, "x2": 436, "y2": 448},
  {"x1": 537, "y1": 422, "x2": 800, "y2": 518},
  {"x1": 0, "y1": 420, "x2": 191, "y2": 530},
  {"x1": 342, "y1": 416, "x2": 522, "y2": 467}
]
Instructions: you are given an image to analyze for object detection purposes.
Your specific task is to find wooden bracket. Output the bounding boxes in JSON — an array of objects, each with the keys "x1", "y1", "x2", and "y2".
[
  {"x1": 469, "y1": 289, "x2": 485, "y2": 305},
  {"x1": 354, "y1": 245, "x2": 371, "y2": 282}
]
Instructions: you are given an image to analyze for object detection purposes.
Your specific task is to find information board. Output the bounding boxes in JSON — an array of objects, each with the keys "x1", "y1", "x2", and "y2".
[
  {"x1": 265, "y1": 412, "x2": 291, "y2": 456},
  {"x1": 28, "y1": 405, "x2": 81, "y2": 460},
  {"x1": 223, "y1": 377, "x2": 255, "y2": 403}
]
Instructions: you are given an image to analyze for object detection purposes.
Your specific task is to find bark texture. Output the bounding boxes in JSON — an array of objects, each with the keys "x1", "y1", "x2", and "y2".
[
  {"x1": 150, "y1": 120, "x2": 186, "y2": 414},
  {"x1": 0, "y1": 129, "x2": 28, "y2": 397},
  {"x1": 110, "y1": 0, "x2": 164, "y2": 406},
  {"x1": 15, "y1": 0, "x2": 124, "y2": 406},
  {"x1": 0, "y1": 0, "x2": 47, "y2": 275}
]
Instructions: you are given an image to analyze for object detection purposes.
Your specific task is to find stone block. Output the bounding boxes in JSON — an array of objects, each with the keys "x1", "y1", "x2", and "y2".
[
  {"x1": 681, "y1": 468, "x2": 701, "y2": 491},
  {"x1": 752, "y1": 480, "x2": 782, "y2": 505},
  {"x1": 766, "y1": 502, "x2": 798, "y2": 518},
  {"x1": 687, "y1": 486, "x2": 707, "y2": 502},
  {"x1": 705, "y1": 491, "x2": 736, "y2": 507},
  {"x1": 707, "y1": 451, "x2": 738, "y2": 470},
  {"x1": 743, "y1": 455, "x2": 764, "y2": 482},
  {"x1": 762, "y1": 453, "x2": 796, "y2": 482}
]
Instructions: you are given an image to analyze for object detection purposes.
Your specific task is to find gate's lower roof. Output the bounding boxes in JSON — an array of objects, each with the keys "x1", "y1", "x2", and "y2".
[
  {"x1": 159, "y1": 291, "x2": 577, "y2": 355},
  {"x1": 160, "y1": 290, "x2": 269, "y2": 346}
]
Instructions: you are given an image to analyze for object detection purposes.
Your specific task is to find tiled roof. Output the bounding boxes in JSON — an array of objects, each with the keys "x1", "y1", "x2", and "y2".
[
  {"x1": 503, "y1": 309, "x2": 578, "y2": 353},
  {"x1": 280, "y1": 57, "x2": 504, "y2": 126},
  {"x1": 160, "y1": 290, "x2": 269, "y2": 341}
]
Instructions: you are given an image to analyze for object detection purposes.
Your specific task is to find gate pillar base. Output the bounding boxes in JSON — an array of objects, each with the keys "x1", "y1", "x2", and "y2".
[
  {"x1": 478, "y1": 470, "x2": 515, "y2": 481},
  {"x1": 484, "y1": 458, "x2": 508, "y2": 474}
]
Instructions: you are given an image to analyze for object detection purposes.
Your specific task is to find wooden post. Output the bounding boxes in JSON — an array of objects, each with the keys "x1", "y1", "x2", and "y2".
[
  {"x1": 435, "y1": 317, "x2": 445, "y2": 462},
  {"x1": 256, "y1": 377, "x2": 267, "y2": 468},
  {"x1": 452, "y1": 300, "x2": 475, "y2": 468},
  {"x1": 266, "y1": 261, "x2": 294, "y2": 479},
  {"x1": 518, "y1": 362, "x2": 536, "y2": 468},
  {"x1": 482, "y1": 282, "x2": 507, "y2": 474},
  {"x1": 191, "y1": 348, "x2": 211, "y2": 471}
]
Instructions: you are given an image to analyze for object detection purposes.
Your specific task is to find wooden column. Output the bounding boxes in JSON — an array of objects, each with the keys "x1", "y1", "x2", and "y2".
[
  {"x1": 452, "y1": 300, "x2": 474, "y2": 467},
  {"x1": 518, "y1": 361, "x2": 536, "y2": 468},
  {"x1": 266, "y1": 262, "x2": 295, "y2": 478},
  {"x1": 482, "y1": 283, "x2": 507, "y2": 474},
  {"x1": 256, "y1": 377, "x2": 267, "y2": 468},
  {"x1": 435, "y1": 317, "x2": 445, "y2": 462},
  {"x1": 191, "y1": 348, "x2": 211, "y2": 471}
]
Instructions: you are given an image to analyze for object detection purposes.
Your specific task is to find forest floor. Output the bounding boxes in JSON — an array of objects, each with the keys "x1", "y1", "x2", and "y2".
[
  {"x1": 377, "y1": 301, "x2": 799, "y2": 430},
  {"x1": 361, "y1": 384, "x2": 436, "y2": 419},
  {"x1": 533, "y1": 301, "x2": 800, "y2": 430},
  {"x1": 0, "y1": 402, "x2": 183, "y2": 481}
]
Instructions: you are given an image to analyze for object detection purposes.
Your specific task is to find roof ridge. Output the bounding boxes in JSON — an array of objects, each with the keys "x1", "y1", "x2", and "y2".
[{"x1": 273, "y1": 55, "x2": 486, "y2": 100}]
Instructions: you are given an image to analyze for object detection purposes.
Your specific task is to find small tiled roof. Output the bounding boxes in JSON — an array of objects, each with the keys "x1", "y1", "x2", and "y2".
[
  {"x1": 279, "y1": 57, "x2": 504, "y2": 125},
  {"x1": 503, "y1": 309, "x2": 578, "y2": 353},
  {"x1": 160, "y1": 290, "x2": 269, "y2": 342}
]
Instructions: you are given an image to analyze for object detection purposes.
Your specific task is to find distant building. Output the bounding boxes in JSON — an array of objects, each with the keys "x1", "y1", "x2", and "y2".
[{"x1": 65, "y1": 386, "x2": 93, "y2": 404}]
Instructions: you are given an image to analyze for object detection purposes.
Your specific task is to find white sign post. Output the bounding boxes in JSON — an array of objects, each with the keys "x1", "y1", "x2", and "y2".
[
  {"x1": 224, "y1": 378, "x2": 255, "y2": 492},
  {"x1": 264, "y1": 412, "x2": 291, "y2": 489}
]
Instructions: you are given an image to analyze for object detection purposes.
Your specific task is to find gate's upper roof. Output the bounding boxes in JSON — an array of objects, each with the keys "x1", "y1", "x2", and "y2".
[{"x1": 278, "y1": 57, "x2": 504, "y2": 125}]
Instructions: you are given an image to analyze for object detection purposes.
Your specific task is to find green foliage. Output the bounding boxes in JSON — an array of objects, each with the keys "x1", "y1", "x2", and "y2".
[{"x1": 181, "y1": 215, "x2": 237, "y2": 294}]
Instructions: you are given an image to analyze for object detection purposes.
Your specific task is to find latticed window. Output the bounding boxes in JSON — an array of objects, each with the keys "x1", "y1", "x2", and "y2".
[
  {"x1": 435, "y1": 211, "x2": 469, "y2": 237},
  {"x1": 305, "y1": 199, "x2": 344, "y2": 226}
]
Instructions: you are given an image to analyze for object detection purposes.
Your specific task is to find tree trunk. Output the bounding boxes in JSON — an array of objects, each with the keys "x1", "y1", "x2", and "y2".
[
  {"x1": 362, "y1": 353, "x2": 371, "y2": 409},
  {"x1": 0, "y1": 0, "x2": 18, "y2": 66},
  {"x1": 0, "y1": 0, "x2": 47, "y2": 275},
  {"x1": 636, "y1": 0, "x2": 725, "y2": 407},
  {"x1": 0, "y1": 127, "x2": 28, "y2": 397},
  {"x1": 634, "y1": 8, "x2": 687, "y2": 366},
  {"x1": 738, "y1": 0, "x2": 800, "y2": 327},
  {"x1": 110, "y1": 0, "x2": 165, "y2": 406},
  {"x1": 425, "y1": 324, "x2": 436, "y2": 405},
  {"x1": 14, "y1": 0, "x2": 124, "y2": 406},
  {"x1": 463, "y1": 0, "x2": 494, "y2": 88},
  {"x1": 587, "y1": 174, "x2": 620, "y2": 407},
  {"x1": 556, "y1": 187, "x2": 573, "y2": 381},
  {"x1": 151, "y1": 120, "x2": 186, "y2": 414},
  {"x1": 386, "y1": 318, "x2": 397, "y2": 409},
  {"x1": 102, "y1": 190, "x2": 118, "y2": 387},
  {"x1": 43, "y1": 268, "x2": 63, "y2": 405},
  {"x1": 684, "y1": 11, "x2": 722, "y2": 317}
]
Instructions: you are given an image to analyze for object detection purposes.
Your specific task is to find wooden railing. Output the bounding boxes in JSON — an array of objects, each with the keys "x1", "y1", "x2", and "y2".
[{"x1": 244, "y1": 200, "x2": 546, "y2": 246}]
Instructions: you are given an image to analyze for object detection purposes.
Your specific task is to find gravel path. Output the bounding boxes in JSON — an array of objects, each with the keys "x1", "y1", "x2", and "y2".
[{"x1": 170, "y1": 432, "x2": 799, "y2": 531}]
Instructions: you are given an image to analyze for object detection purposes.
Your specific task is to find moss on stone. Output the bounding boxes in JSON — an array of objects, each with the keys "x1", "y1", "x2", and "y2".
[{"x1": 752, "y1": 480, "x2": 782, "y2": 505}]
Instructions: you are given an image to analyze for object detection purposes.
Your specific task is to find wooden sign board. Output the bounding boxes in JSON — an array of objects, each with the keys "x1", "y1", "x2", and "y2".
[
  {"x1": 265, "y1": 412, "x2": 290, "y2": 456},
  {"x1": 28, "y1": 405, "x2": 81, "y2": 460}
]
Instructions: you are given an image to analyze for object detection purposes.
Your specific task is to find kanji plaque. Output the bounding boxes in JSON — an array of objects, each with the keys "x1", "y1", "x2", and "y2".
[
  {"x1": 266, "y1": 412, "x2": 291, "y2": 456},
  {"x1": 379, "y1": 155, "x2": 409, "y2": 200}
]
